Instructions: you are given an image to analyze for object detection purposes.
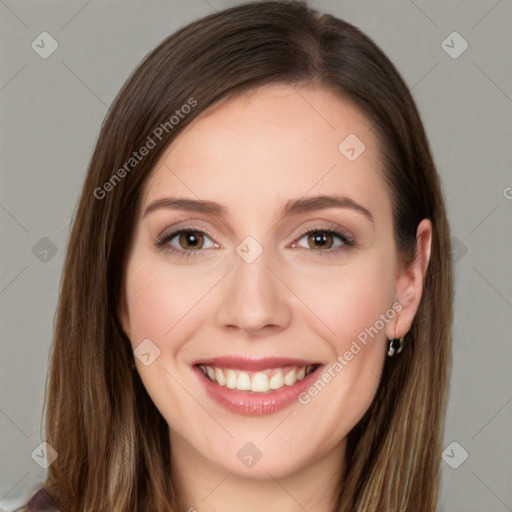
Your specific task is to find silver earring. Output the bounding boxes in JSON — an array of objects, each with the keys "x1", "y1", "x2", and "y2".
[{"x1": 387, "y1": 336, "x2": 405, "y2": 357}]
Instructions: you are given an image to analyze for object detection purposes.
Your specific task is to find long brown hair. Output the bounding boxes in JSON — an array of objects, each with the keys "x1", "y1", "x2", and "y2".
[{"x1": 29, "y1": 1, "x2": 452, "y2": 510}]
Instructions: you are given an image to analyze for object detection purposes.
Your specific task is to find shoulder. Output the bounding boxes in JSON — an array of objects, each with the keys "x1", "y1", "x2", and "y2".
[{"x1": 22, "y1": 488, "x2": 60, "y2": 512}]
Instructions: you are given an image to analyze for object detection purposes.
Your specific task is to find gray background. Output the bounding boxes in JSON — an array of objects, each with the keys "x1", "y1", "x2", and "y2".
[{"x1": 1, "y1": 0, "x2": 511, "y2": 510}]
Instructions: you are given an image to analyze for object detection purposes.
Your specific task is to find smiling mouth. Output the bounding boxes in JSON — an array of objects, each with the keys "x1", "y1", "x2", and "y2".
[{"x1": 197, "y1": 364, "x2": 321, "y2": 393}]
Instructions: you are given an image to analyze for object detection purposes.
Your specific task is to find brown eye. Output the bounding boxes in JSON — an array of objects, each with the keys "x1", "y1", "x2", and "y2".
[
  {"x1": 306, "y1": 231, "x2": 334, "y2": 250},
  {"x1": 155, "y1": 227, "x2": 218, "y2": 257},
  {"x1": 177, "y1": 231, "x2": 204, "y2": 250},
  {"x1": 292, "y1": 227, "x2": 354, "y2": 257}
]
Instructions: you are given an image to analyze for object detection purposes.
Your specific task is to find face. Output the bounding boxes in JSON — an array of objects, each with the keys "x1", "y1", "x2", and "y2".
[{"x1": 118, "y1": 83, "x2": 429, "y2": 481}]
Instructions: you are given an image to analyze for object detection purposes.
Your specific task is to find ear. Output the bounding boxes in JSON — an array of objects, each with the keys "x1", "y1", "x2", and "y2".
[
  {"x1": 117, "y1": 284, "x2": 131, "y2": 339},
  {"x1": 385, "y1": 218, "x2": 432, "y2": 339}
]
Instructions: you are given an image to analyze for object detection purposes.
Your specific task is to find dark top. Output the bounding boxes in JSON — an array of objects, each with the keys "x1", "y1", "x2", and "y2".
[{"x1": 25, "y1": 488, "x2": 60, "y2": 512}]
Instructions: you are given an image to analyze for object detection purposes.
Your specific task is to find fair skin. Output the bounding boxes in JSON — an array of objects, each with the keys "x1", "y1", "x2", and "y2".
[{"x1": 118, "y1": 83, "x2": 432, "y2": 512}]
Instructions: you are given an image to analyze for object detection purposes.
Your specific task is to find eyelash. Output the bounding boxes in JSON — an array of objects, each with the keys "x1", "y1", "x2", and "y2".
[{"x1": 154, "y1": 223, "x2": 355, "y2": 260}]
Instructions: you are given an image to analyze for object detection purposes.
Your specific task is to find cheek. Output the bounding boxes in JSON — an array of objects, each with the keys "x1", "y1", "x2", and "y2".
[
  {"x1": 124, "y1": 258, "x2": 207, "y2": 347},
  {"x1": 291, "y1": 255, "x2": 396, "y2": 353},
  {"x1": 125, "y1": 264, "x2": 171, "y2": 345},
  {"x1": 123, "y1": 259, "x2": 211, "y2": 419},
  {"x1": 290, "y1": 255, "x2": 395, "y2": 431}
]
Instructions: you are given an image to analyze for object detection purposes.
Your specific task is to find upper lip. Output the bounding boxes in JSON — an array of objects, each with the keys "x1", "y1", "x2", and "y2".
[{"x1": 193, "y1": 356, "x2": 323, "y2": 372}]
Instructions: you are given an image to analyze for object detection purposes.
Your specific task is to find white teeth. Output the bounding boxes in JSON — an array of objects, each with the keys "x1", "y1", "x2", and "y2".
[
  {"x1": 236, "y1": 371, "x2": 252, "y2": 391},
  {"x1": 214, "y1": 367, "x2": 226, "y2": 386},
  {"x1": 284, "y1": 369, "x2": 296, "y2": 386},
  {"x1": 225, "y1": 369, "x2": 237, "y2": 389},
  {"x1": 269, "y1": 372, "x2": 284, "y2": 390},
  {"x1": 251, "y1": 372, "x2": 269, "y2": 392},
  {"x1": 206, "y1": 366, "x2": 215, "y2": 381},
  {"x1": 199, "y1": 364, "x2": 317, "y2": 393}
]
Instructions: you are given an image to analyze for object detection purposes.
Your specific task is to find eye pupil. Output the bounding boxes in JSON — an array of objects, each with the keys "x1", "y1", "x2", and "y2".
[
  {"x1": 180, "y1": 231, "x2": 202, "y2": 249},
  {"x1": 309, "y1": 231, "x2": 332, "y2": 249}
]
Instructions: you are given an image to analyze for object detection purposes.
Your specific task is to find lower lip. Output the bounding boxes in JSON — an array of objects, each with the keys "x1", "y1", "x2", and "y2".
[{"x1": 193, "y1": 365, "x2": 323, "y2": 416}]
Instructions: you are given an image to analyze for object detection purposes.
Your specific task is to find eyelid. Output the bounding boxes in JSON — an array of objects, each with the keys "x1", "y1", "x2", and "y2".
[
  {"x1": 155, "y1": 224, "x2": 219, "y2": 249},
  {"x1": 154, "y1": 220, "x2": 356, "y2": 256},
  {"x1": 291, "y1": 222, "x2": 354, "y2": 245}
]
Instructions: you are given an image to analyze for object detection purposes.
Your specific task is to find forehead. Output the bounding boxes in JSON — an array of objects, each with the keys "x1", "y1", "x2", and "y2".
[{"x1": 142, "y1": 83, "x2": 389, "y2": 223}]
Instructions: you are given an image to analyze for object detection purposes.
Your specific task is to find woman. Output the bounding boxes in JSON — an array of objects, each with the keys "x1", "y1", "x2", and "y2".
[{"x1": 21, "y1": 1, "x2": 453, "y2": 510}]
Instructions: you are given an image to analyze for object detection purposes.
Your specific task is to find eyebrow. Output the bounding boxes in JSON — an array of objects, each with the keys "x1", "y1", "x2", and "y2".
[{"x1": 143, "y1": 194, "x2": 374, "y2": 223}]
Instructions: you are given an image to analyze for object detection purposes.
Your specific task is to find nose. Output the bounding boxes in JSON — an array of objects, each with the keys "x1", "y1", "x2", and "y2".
[{"x1": 214, "y1": 247, "x2": 292, "y2": 337}]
